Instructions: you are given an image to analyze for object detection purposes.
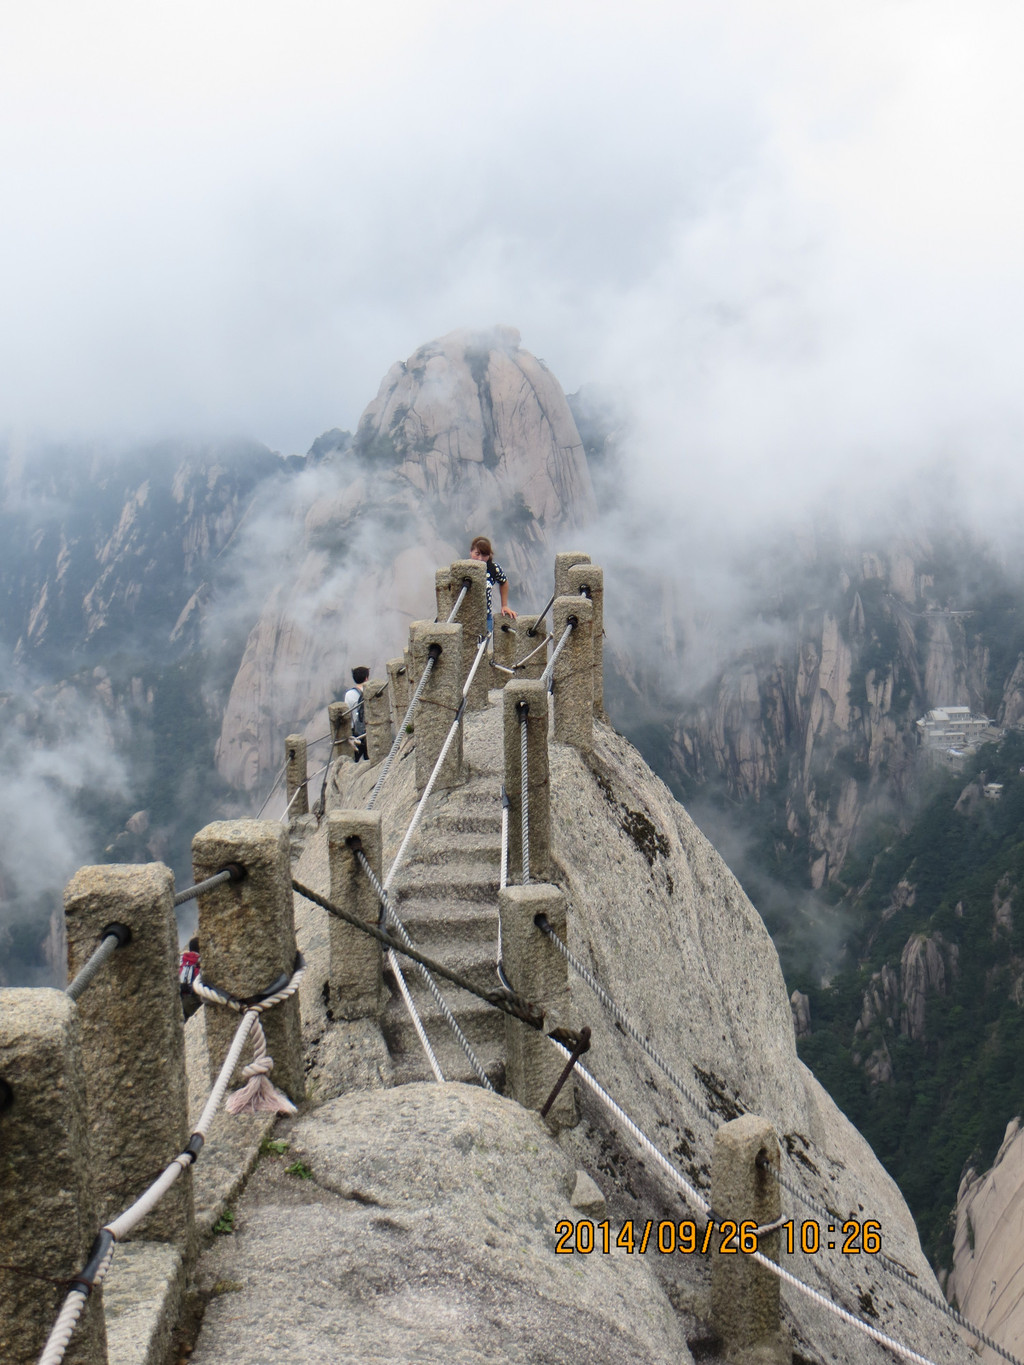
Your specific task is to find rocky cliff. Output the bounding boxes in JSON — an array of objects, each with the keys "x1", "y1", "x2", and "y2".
[
  {"x1": 948, "y1": 1118, "x2": 1024, "y2": 1364},
  {"x1": 0, "y1": 437, "x2": 282, "y2": 669},
  {"x1": 184, "y1": 688, "x2": 974, "y2": 1364},
  {"x1": 660, "y1": 540, "x2": 1023, "y2": 889},
  {"x1": 214, "y1": 326, "x2": 596, "y2": 792}
]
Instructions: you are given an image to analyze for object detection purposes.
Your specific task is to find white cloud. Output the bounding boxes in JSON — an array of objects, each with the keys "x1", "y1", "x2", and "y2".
[{"x1": 0, "y1": 0, "x2": 1023, "y2": 539}]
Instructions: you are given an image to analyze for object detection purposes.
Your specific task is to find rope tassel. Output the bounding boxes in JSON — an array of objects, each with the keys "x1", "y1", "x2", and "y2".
[{"x1": 223, "y1": 1014, "x2": 296, "y2": 1115}]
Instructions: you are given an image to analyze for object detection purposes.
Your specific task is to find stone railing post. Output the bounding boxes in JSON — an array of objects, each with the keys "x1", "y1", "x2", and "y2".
[
  {"x1": 516, "y1": 615, "x2": 549, "y2": 680},
  {"x1": 493, "y1": 615, "x2": 547, "y2": 683},
  {"x1": 568, "y1": 562, "x2": 604, "y2": 718},
  {"x1": 434, "y1": 566, "x2": 451, "y2": 620},
  {"x1": 711, "y1": 1114, "x2": 789, "y2": 1364},
  {"x1": 492, "y1": 619, "x2": 518, "y2": 679},
  {"x1": 285, "y1": 734, "x2": 309, "y2": 817},
  {"x1": 329, "y1": 700, "x2": 353, "y2": 762},
  {"x1": 551, "y1": 595, "x2": 594, "y2": 751},
  {"x1": 410, "y1": 620, "x2": 464, "y2": 792},
  {"x1": 64, "y1": 864, "x2": 194, "y2": 1254},
  {"x1": 442, "y1": 559, "x2": 489, "y2": 710},
  {"x1": 327, "y1": 812, "x2": 383, "y2": 1019},
  {"x1": 0, "y1": 989, "x2": 108, "y2": 1365},
  {"x1": 192, "y1": 821, "x2": 304, "y2": 1104},
  {"x1": 554, "y1": 550, "x2": 590, "y2": 599},
  {"x1": 363, "y1": 678, "x2": 392, "y2": 766},
  {"x1": 500, "y1": 884, "x2": 575, "y2": 1129},
  {"x1": 386, "y1": 656, "x2": 410, "y2": 729},
  {"x1": 503, "y1": 680, "x2": 551, "y2": 882}
]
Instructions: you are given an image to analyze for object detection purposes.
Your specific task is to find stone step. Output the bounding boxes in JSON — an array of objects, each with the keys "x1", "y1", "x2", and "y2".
[
  {"x1": 432, "y1": 783, "x2": 503, "y2": 811},
  {"x1": 389, "y1": 900, "x2": 498, "y2": 943},
  {"x1": 394, "y1": 862, "x2": 500, "y2": 901},
  {"x1": 429, "y1": 810, "x2": 503, "y2": 836},
  {"x1": 390, "y1": 1037, "x2": 505, "y2": 1090},
  {"x1": 381, "y1": 983, "x2": 507, "y2": 1083},
  {"x1": 383, "y1": 945, "x2": 503, "y2": 998},
  {"x1": 411, "y1": 837, "x2": 501, "y2": 867}
]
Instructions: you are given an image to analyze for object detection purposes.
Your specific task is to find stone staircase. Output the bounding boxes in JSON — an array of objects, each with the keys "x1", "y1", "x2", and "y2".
[{"x1": 380, "y1": 770, "x2": 508, "y2": 1089}]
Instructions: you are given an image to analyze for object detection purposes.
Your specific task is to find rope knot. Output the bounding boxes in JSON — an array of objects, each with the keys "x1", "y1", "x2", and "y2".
[{"x1": 194, "y1": 953, "x2": 305, "y2": 1116}]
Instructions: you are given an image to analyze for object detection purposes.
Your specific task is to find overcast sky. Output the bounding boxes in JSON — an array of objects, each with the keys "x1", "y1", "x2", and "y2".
[{"x1": 3, "y1": 0, "x2": 1024, "y2": 523}]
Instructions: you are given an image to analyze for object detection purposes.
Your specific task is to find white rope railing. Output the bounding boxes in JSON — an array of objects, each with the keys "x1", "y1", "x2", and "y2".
[
  {"x1": 37, "y1": 961, "x2": 303, "y2": 1365},
  {"x1": 355, "y1": 850, "x2": 494, "y2": 1092},
  {"x1": 389, "y1": 949, "x2": 445, "y2": 1083},
  {"x1": 382, "y1": 635, "x2": 489, "y2": 896},
  {"x1": 552, "y1": 1041, "x2": 945, "y2": 1365}
]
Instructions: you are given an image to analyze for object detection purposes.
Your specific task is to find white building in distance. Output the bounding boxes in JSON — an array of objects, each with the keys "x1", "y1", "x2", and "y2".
[{"x1": 916, "y1": 706, "x2": 991, "y2": 755}]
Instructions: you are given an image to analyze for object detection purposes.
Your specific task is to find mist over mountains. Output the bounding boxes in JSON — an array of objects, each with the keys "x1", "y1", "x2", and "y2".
[
  {"x1": 6, "y1": 328, "x2": 1024, "y2": 1340},
  {"x1": 5, "y1": 329, "x2": 1024, "y2": 990}
]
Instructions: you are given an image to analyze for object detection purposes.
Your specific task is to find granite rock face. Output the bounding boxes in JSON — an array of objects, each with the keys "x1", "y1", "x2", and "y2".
[
  {"x1": 948, "y1": 1118, "x2": 1024, "y2": 1364},
  {"x1": 661, "y1": 538, "x2": 1004, "y2": 886},
  {"x1": 186, "y1": 697, "x2": 976, "y2": 1364},
  {"x1": 190, "y1": 1084, "x2": 694, "y2": 1365},
  {"x1": 215, "y1": 327, "x2": 595, "y2": 792}
]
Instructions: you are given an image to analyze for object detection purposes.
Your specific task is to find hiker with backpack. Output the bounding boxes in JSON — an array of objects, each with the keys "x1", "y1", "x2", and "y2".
[
  {"x1": 469, "y1": 536, "x2": 516, "y2": 634},
  {"x1": 344, "y1": 666, "x2": 369, "y2": 762}
]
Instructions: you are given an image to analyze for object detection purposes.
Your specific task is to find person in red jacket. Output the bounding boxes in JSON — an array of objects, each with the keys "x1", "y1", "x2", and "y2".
[{"x1": 178, "y1": 937, "x2": 201, "y2": 1020}]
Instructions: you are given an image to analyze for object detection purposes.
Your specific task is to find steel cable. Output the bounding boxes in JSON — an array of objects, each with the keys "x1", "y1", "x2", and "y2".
[
  {"x1": 354, "y1": 850, "x2": 493, "y2": 1091},
  {"x1": 292, "y1": 878, "x2": 542, "y2": 1029},
  {"x1": 280, "y1": 761, "x2": 330, "y2": 822},
  {"x1": 367, "y1": 652, "x2": 438, "y2": 810},
  {"x1": 65, "y1": 927, "x2": 129, "y2": 1002},
  {"x1": 536, "y1": 914, "x2": 716, "y2": 1126},
  {"x1": 553, "y1": 1041, "x2": 943, "y2": 1365},
  {"x1": 539, "y1": 618, "x2": 575, "y2": 691},
  {"x1": 446, "y1": 580, "x2": 470, "y2": 624},
  {"x1": 542, "y1": 916, "x2": 1012, "y2": 1362},
  {"x1": 527, "y1": 591, "x2": 556, "y2": 635},
  {"x1": 519, "y1": 704, "x2": 530, "y2": 884}
]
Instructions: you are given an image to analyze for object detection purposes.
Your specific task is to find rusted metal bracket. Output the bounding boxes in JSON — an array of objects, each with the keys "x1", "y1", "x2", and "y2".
[{"x1": 540, "y1": 1025, "x2": 591, "y2": 1118}]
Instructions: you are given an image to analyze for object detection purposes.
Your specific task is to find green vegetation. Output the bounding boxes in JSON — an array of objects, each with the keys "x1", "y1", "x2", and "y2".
[
  {"x1": 213, "y1": 1207, "x2": 235, "y2": 1235},
  {"x1": 260, "y1": 1138, "x2": 290, "y2": 1156},
  {"x1": 800, "y1": 730, "x2": 1024, "y2": 1263},
  {"x1": 285, "y1": 1160, "x2": 314, "y2": 1180}
]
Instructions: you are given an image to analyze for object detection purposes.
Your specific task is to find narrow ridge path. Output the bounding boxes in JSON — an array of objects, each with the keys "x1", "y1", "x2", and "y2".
[{"x1": 381, "y1": 694, "x2": 507, "y2": 1087}]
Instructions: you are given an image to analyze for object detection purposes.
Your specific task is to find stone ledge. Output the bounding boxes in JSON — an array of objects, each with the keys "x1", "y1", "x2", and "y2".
[{"x1": 104, "y1": 1242, "x2": 184, "y2": 1365}]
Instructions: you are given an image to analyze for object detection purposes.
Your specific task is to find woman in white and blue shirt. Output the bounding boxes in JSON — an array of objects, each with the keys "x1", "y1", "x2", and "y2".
[{"x1": 469, "y1": 536, "x2": 517, "y2": 633}]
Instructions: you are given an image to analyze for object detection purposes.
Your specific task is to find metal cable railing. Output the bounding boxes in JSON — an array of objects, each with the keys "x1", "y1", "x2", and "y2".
[
  {"x1": 539, "y1": 617, "x2": 575, "y2": 691},
  {"x1": 383, "y1": 636, "x2": 489, "y2": 896},
  {"x1": 518, "y1": 702, "x2": 530, "y2": 884},
  {"x1": 367, "y1": 648, "x2": 440, "y2": 811},
  {"x1": 354, "y1": 849, "x2": 494, "y2": 1091},
  {"x1": 527, "y1": 591, "x2": 555, "y2": 636},
  {"x1": 540, "y1": 916, "x2": 1020, "y2": 1364},
  {"x1": 552, "y1": 1039, "x2": 946, "y2": 1365},
  {"x1": 173, "y1": 864, "x2": 245, "y2": 908},
  {"x1": 65, "y1": 925, "x2": 131, "y2": 1002}
]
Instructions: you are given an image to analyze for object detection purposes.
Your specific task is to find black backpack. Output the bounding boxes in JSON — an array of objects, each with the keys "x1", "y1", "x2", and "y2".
[{"x1": 351, "y1": 693, "x2": 366, "y2": 738}]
